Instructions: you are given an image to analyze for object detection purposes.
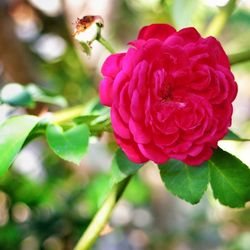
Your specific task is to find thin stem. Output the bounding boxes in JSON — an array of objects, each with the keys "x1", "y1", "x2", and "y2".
[
  {"x1": 229, "y1": 50, "x2": 250, "y2": 65},
  {"x1": 205, "y1": 0, "x2": 237, "y2": 37},
  {"x1": 51, "y1": 105, "x2": 85, "y2": 124},
  {"x1": 96, "y1": 36, "x2": 115, "y2": 54},
  {"x1": 55, "y1": 27, "x2": 118, "y2": 250},
  {"x1": 160, "y1": 0, "x2": 174, "y2": 26},
  {"x1": 74, "y1": 176, "x2": 132, "y2": 250}
]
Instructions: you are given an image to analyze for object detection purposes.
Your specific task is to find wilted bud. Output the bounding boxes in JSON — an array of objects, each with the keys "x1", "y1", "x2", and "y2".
[{"x1": 73, "y1": 15, "x2": 104, "y2": 55}]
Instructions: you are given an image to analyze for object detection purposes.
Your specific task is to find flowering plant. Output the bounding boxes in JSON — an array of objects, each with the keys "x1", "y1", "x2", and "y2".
[{"x1": 100, "y1": 24, "x2": 237, "y2": 166}]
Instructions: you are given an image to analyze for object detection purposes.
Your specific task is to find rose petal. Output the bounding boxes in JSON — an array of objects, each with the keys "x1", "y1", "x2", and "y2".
[
  {"x1": 101, "y1": 53, "x2": 125, "y2": 77},
  {"x1": 111, "y1": 108, "x2": 130, "y2": 139},
  {"x1": 129, "y1": 118, "x2": 151, "y2": 144},
  {"x1": 183, "y1": 147, "x2": 213, "y2": 166},
  {"x1": 138, "y1": 24, "x2": 176, "y2": 41},
  {"x1": 99, "y1": 77, "x2": 113, "y2": 106},
  {"x1": 115, "y1": 134, "x2": 148, "y2": 163},
  {"x1": 177, "y1": 27, "x2": 201, "y2": 43},
  {"x1": 138, "y1": 143, "x2": 169, "y2": 164}
]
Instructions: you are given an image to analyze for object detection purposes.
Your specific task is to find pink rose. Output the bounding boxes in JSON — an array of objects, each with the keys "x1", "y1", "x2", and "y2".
[{"x1": 99, "y1": 24, "x2": 237, "y2": 165}]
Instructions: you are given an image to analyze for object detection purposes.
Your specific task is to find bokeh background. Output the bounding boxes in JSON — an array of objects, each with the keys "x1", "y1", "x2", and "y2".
[{"x1": 0, "y1": 0, "x2": 250, "y2": 249}]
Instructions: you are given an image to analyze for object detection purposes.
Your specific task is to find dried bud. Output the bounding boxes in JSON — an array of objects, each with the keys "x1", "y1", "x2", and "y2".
[{"x1": 73, "y1": 15, "x2": 104, "y2": 55}]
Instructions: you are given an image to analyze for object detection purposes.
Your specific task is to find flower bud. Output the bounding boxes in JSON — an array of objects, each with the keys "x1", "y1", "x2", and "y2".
[{"x1": 73, "y1": 15, "x2": 104, "y2": 55}]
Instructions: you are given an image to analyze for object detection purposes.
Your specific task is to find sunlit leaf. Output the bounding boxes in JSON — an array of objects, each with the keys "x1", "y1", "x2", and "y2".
[
  {"x1": 79, "y1": 42, "x2": 92, "y2": 56},
  {"x1": 46, "y1": 124, "x2": 89, "y2": 164},
  {"x1": 26, "y1": 84, "x2": 67, "y2": 108},
  {"x1": 0, "y1": 83, "x2": 67, "y2": 108},
  {"x1": 74, "y1": 114, "x2": 111, "y2": 135},
  {"x1": 74, "y1": 115, "x2": 99, "y2": 125},
  {"x1": 111, "y1": 148, "x2": 143, "y2": 184},
  {"x1": 159, "y1": 160, "x2": 209, "y2": 204},
  {"x1": 209, "y1": 148, "x2": 250, "y2": 208},
  {"x1": 223, "y1": 129, "x2": 250, "y2": 141},
  {"x1": 0, "y1": 115, "x2": 39, "y2": 176}
]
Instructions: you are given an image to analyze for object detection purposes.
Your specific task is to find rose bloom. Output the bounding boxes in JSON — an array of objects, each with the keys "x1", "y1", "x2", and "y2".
[{"x1": 99, "y1": 24, "x2": 237, "y2": 165}]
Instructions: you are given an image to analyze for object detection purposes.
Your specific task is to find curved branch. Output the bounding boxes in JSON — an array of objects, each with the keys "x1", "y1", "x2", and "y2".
[
  {"x1": 74, "y1": 176, "x2": 131, "y2": 250},
  {"x1": 205, "y1": 0, "x2": 237, "y2": 37},
  {"x1": 229, "y1": 50, "x2": 250, "y2": 65}
]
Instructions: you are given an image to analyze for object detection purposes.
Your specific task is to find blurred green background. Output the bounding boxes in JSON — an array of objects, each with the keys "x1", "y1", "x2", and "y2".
[{"x1": 0, "y1": 0, "x2": 250, "y2": 249}]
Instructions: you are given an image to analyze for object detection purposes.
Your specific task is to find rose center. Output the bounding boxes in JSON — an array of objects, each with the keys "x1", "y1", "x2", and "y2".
[{"x1": 160, "y1": 83, "x2": 172, "y2": 102}]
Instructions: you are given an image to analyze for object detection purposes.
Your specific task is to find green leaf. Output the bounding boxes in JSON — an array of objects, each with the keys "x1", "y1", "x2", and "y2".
[
  {"x1": 74, "y1": 115, "x2": 99, "y2": 125},
  {"x1": 223, "y1": 129, "x2": 250, "y2": 141},
  {"x1": 0, "y1": 115, "x2": 39, "y2": 176},
  {"x1": 0, "y1": 83, "x2": 67, "y2": 108},
  {"x1": 79, "y1": 42, "x2": 91, "y2": 56},
  {"x1": 74, "y1": 114, "x2": 112, "y2": 135},
  {"x1": 111, "y1": 148, "x2": 143, "y2": 184},
  {"x1": 209, "y1": 148, "x2": 250, "y2": 208},
  {"x1": 26, "y1": 84, "x2": 67, "y2": 108},
  {"x1": 46, "y1": 124, "x2": 89, "y2": 164},
  {"x1": 0, "y1": 83, "x2": 34, "y2": 107},
  {"x1": 159, "y1": 160, "x2": 209, "y2": 204}
]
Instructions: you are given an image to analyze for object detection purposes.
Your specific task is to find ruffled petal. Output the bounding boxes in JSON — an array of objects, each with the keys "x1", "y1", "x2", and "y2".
[
  {"x1": 111, "y1": 108, "x2": 130, "y2": 139},
  {"x1": 138, "y1": 143, "x2": 169, "y2": 164},
  {"x1": 115, "y1": 134, "x2": 148, "y2": 163},
  {"x1": 101, "y1": 53, "x2": 125, "y2": 78},
  {"x1": 177, "y1": 27, "x2": 201, "y2": 43},
  {"x1": 129, "y1": 118, "x2": 151, "y2": 144},
  {"x1": 137, "y1": 24, "x2": 176, "y2": 41},
  {"x1": 99, "y1": 77, "x2": 113, "y2": 106},
  {"x1": 183, "y1": 147, "x2": 213, "y2": 166}
]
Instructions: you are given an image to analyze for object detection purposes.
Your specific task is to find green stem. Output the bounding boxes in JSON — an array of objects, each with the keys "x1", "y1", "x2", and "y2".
[
  {"x1": 54, "y1": 31, "x2": 119, "y2": 250},
  {"x1": 205, "y1": 0, "x2": 237, "y2": 37},
  {"x1": 74, "y1": 176, "x2": 132, "y2": 250},
  {"x1": 96, "y1": 36, "x2": 115, "y2": 54},
  {"x1": 229, "y1": 50, "x2": 250, "y2": 65},
  {"x1": 51, "y1": 105, "x2": 85, "y2": 124},
  {"x1": 160, "y1": 0, "x2": 174, "y2": 26}
]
